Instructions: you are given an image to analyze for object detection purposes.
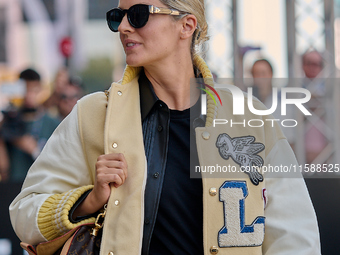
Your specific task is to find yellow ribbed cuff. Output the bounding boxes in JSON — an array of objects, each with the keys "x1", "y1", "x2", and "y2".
[{"x1": 38, "y1": 185, "x2": 94, "y2": 240}]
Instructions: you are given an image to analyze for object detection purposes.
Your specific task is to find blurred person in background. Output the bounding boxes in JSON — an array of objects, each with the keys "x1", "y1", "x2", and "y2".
[
  {"x1": 250, "y1": 59, "x2": 295, "y2": 145},
  {"x1": 251, "y1": 59, "x2": 274, "y2": 108},
  {"x1": 43, "y1": 67, "x2": 70, "y2": 117},
  {"x1": 0, "y1": 136, "x2": 9, "y2": 182},
  {"x1": 302, "y1": 50, "x2": 324, "y2": 96},
  {"x1": 57, "y1": 76, "x2": 84, "y2": 120},
  {"x1": 0, "y1": 68, "x2": 60, "y2": 183},
  {"x1": 301, "y1": 50, "x2": 327, "y2": 164}
]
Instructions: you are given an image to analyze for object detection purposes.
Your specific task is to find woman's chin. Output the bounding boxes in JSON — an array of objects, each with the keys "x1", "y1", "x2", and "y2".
[
  {"x1": 126, "y1": 62, "x2": 142, "y2": 68},
  {"x1": 125, "y1": 56, "x2": 143, "y2": 67}
]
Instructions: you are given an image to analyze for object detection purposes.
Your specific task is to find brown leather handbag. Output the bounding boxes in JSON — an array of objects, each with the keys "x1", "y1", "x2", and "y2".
[{"x1": 21, "y1": 207, "x2": 106, "y2": 255}]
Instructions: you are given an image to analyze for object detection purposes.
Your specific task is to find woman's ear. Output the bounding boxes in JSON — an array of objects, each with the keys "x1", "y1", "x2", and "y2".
[{"x1": 180, "y1": 14, "x2": 197, "y2": 39}]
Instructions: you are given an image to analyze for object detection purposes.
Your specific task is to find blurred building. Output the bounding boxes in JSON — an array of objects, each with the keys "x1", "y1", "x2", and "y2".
[{"x1": 0, "y1": 0, "x2": 122, "y2": 83}]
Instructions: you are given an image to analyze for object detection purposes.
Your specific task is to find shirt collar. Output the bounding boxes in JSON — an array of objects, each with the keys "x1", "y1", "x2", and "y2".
[
  {"x1": 138, "y1": 68, "x2": 206, "y2": 127},
  {"x1": 139, "y1": 69, "x2": 160, "y2": 121}
]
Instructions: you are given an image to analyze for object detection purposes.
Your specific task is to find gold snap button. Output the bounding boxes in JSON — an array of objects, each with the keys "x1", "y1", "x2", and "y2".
[
  {"x1": 210, "y1": 246, "x2": 219, "y2": 254},
  {"x1": 114, "y1": 200, "x2": 120, "y2": 206},
  {"x1": 202, "y1": 131, "x2": 210, "y2": 140},
  {"x1": 112, "y1": 142, "x2": 118, "y2": 149},
  {"x1": 209, "y1": 188, "x2": 217, "y2": 196},
  {"x1": 117, "y1": 91, "x2": 122, "y2": 96}
]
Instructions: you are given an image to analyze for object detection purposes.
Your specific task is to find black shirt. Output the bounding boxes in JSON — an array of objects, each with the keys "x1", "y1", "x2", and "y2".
[{"x1": 149, "y1": 108, "x2": 203, "y2": 255}]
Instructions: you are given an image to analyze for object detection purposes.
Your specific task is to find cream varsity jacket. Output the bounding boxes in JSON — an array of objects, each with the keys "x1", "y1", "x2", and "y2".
[{"x1": 9, "y1": 56, "x2": 320, "y2": 255}]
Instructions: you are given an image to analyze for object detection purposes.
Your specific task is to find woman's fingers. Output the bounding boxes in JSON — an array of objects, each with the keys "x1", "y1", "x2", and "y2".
[
  {"x1": 95, "y1": 153, "x2": 128, "y2": 187},
  {"x1": 81, "y1": 153, "x2": 129, "y2": 214},
  {"x1": 100, "y1": 161, "x2": 126, "y2": 171},
  {"x1": 97, "y1": 170, "x2": 125, "y2": 186}
]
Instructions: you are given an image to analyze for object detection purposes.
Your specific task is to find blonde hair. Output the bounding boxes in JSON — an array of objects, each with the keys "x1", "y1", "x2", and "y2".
[{"x1": 159, "y1": 0, "x2": 209, "y2": 57}]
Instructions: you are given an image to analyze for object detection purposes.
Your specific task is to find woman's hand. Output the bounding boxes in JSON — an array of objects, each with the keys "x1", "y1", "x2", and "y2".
[
  {"x1": 73, "y1": 153, "x2": 128, "y2": 218},
  {"x1": 92, "y1": 153, "x2": 128, "y2": 206}
]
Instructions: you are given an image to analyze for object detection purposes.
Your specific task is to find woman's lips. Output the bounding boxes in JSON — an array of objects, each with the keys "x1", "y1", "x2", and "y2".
[{"x1": 125, "y1": 40, "x2": 141, "y2": 50}]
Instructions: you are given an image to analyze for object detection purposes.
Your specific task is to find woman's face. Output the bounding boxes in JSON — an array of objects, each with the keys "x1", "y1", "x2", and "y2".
[{"x1": 118, "y1": 0, "x2": 182, "y2": 67}]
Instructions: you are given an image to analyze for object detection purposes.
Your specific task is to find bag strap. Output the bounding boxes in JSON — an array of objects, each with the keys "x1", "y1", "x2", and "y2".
[
  {"x1": 60, "y1": 232, "x2": 75, "y2": 255},
  {"x1": 20, "y1": 242, "x2": 37, "y2": 255}
]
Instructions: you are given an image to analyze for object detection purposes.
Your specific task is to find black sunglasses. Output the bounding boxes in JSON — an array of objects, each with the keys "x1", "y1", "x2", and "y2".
[{"x1": 106, "y1": 4, "x2": 184, "y2": 32}]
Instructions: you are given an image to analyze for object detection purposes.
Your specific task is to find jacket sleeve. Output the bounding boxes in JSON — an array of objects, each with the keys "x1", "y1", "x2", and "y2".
[
  {"x1": 262, "y1": 138, "x2": 321, "y2": 254},
  {"x1": 9, "y1": 106, "x2": 95, "y2": 244}
]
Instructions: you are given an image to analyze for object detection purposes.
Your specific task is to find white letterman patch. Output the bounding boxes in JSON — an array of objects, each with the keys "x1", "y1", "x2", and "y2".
[{"x1": 218, "y1": 181, "x2": 265, "y2": 247}]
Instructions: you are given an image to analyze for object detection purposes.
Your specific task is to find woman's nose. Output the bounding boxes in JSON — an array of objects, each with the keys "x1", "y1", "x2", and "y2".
[{"x1": 118, "y1": 14, "x2": 135, "y2": 33}]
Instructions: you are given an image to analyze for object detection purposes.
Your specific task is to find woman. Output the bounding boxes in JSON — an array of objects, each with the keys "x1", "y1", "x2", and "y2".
[{"x1": 10, "y1": 0, "x2": 320, "y2": 254}]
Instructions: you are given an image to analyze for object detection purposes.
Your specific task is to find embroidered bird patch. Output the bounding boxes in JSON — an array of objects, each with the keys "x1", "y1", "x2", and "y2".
[{"x1": 216, "y1": 133, "x2": 265, "y2": 185}]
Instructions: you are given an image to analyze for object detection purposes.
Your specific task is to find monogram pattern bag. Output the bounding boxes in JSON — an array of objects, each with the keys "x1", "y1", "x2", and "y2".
[{"x1": 21, "y1": 206, "x2": 106, "y2": 255}]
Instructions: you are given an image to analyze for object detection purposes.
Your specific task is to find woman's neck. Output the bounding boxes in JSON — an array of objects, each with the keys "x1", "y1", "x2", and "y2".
[{"x1": 144, "y1": 55, "x2": 199, "y2": 111}]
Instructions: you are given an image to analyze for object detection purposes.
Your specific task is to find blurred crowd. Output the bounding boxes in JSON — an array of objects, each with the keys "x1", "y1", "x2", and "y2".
[
  {"x1": 0, "y1": 67, "x2": 84, "y2": 183},
  {"x1": 0, "y1": 49, "x2": 332, "y2": 184},
  {"x1": 248, "y1": 49, "x2": 328, "y2": 167}
]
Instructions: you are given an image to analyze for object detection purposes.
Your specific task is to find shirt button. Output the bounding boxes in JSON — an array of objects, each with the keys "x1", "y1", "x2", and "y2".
[
  {"x1": 114, "y1": 200, "x2": 120, "y2": 206},
  {"x1": 158, "y1": 125, "x2": 163, "y2": 132},
  {"x1": 117, "y1": 91, "x2": 122, "y2": 96},
  {"x1": 144, "y1": 219, "x2": 150, "y2": 225},
  {"x1": 209, "y1": 188, "x2": 217, "y2": 196},
  {"x1": 112, "y1": 142, "x2": 118, "y2": 149},
  {"x1": 210, "y1": 246, "x2": 219, "y2": 254},
  {"x1": 202, "y1": 131, "x2": 210, "y2": 140},
  {"x1": 108, "y1": 252, "x2": 114, "y2": 255},
  {"x1": 153, "y1": 172, "x2": 160, "y2": 179}
]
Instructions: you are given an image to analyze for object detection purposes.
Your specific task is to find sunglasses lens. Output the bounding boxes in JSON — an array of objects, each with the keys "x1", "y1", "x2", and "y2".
[
  {"x1": 106, "y1": 5, "x2": 150, "y2": 32},
  {"x1": 107, "y1": 9, "x2": 124, "y2": 32},
  {"x1": 128, "y1": 4, "x2": 149, "y2": 28}
]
